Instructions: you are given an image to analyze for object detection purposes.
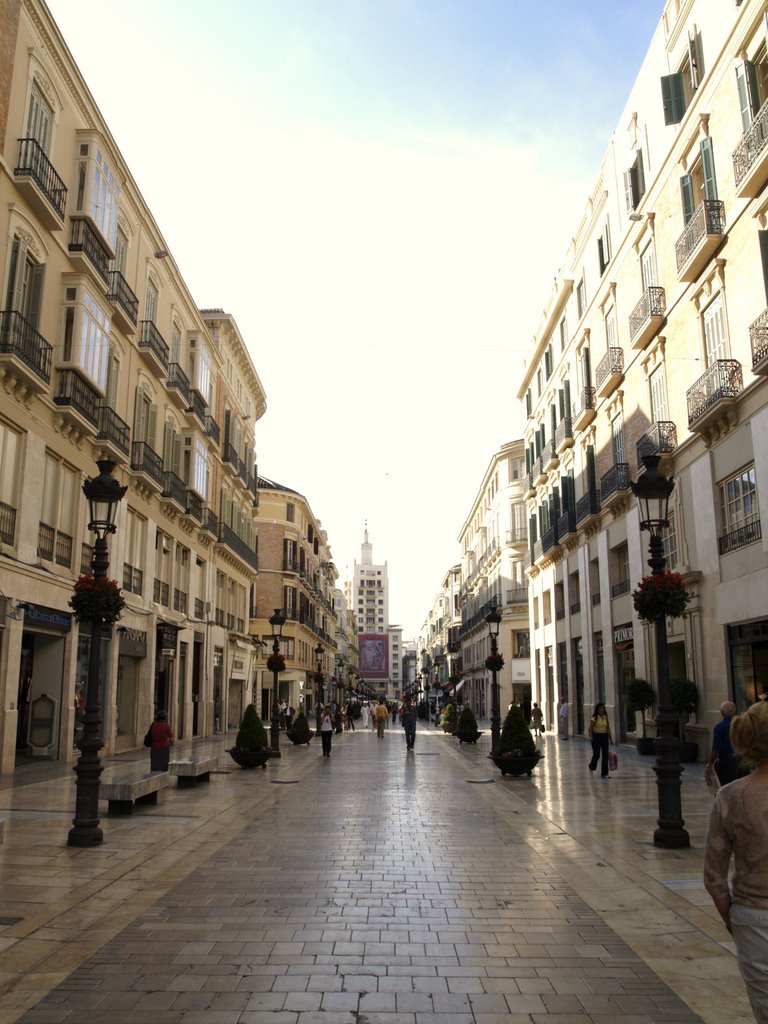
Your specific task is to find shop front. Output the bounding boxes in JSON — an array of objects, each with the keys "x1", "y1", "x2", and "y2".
[
  {"x1": 115, "y1": 626, "x2": 147, "y2": 752},
  {"x1": 729, "y1": 619, "x2": 768, "y2": 710},
  {"x1": 155, "y1": 622, "x2": 178, "y2": 722},
  {"x1": 16, "y1": 603, "x2": 71, "y2": 763},
  {"x1": 614, "y1": 622, "x2": 635, "y2": 738}
]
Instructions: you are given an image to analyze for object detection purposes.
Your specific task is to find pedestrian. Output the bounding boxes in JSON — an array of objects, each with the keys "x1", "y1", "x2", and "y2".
[
  {"x1": 279, "y1": 700, "x2": 287, "y2": 730},
  {"x1": 375, "y1": 699, "x2": 388, "y2": 738},
  {"x1": 401, "y1": 695, "x2": 417, "y2": 751},
  {"x1": 588, "y1": 702, "x2": 613, "y2": 778},
  {"x1": 559, "y1": 698, "x2": 570, "y2": 740},
  {"x1": 319, "y1": 704, "x2": 334, "y2": 757},
  {"x1": 361, "y1": 703, "x2": 370, "y2": 730},
  {"x1": 346, "y1": 703, "x2": 356, "y2": 731},
  {"x1": 704, "y1": 700, "x2": 768, "y2": 1023},
  {"x1": 705, "y1": 700, "x2": 750, "y2": 787},
  {"x1": 285, "y1": 705, "x2": 294, "y2": 732},
  {"x1": 531, "y1": 702, "x2": 543, "y2": 738},
  {"x1": 148, "y1": 710, "x2": 173, "y2": 772},
  {"x1": 391, "y1": 702, "x2": 398, "y2": 725}
]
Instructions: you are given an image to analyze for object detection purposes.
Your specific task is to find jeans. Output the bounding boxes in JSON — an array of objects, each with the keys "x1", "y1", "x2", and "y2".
[
  {"x1": 377, "y1": 717, "x2": 386, "y2": 738},
  {"x1": 731, "y1": 904, "x2": 768, "y2": 1024},
  {"x1": 589, "y1": 733, "x2": 610, "y2": 776},
  {"x1": 404, "y1": 721, "x2": 416, "y2": 749},
  {"x1": 321, "y1": 730, "x2": 332, "y2": 756}
]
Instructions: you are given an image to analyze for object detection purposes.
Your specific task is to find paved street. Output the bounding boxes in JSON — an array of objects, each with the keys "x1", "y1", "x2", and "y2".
[{"x1": 0, "y1": 721, "x2": 750, "y2": 1024}]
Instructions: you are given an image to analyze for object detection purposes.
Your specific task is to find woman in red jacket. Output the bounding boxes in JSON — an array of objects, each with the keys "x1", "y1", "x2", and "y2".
[{"x1": 149, "y1": 710, "x2": 173, "y2": 771}]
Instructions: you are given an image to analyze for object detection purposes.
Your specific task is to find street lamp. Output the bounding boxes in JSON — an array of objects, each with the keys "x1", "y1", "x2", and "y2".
[
  {"x1": 485, "y1": 604, "x2": 502, "y2": 753},
  {"x1": 68, "y1": 460, "x2": 127, "y2": 847},
  {"x1": 447, "y1": 639, "x2": 460, "y2": 714},
  {"x1": 314, "y1": 643, "x2": 324, "y2": 707},
  {"x1": 631, "y1": 453, "x2": 689, "y2": 849},
  {"x1": 269, "y1": 608, "x2": 286, "y2": 754}
]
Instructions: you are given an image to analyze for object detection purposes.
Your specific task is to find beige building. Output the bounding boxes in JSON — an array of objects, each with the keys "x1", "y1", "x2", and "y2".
[
  {"x1": 518, "y1": 0, "x2": 768, "y2": 751},
  {"x1": 0, "y1": 0, "x2": 264, "y2": 772},
  {"x1": 456, "y1": 440, "x2": 530, "y2": 718},
  {"x1": 252, "y1": 478, "x2": 338, "y2": 720}
]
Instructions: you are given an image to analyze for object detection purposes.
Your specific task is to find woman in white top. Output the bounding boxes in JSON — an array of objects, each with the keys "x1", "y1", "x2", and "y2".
[
  {"x1": 319, "y1": 705, "x2": 334, "y2": 758},
  {"x1": 360, "y1": 704, "x2": 370, "y2": 730}
]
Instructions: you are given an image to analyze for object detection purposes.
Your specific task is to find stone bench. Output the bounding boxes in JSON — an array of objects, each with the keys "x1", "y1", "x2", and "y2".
[
  {"x1": 99, "y1": 768, "x2": 172, "y2": 814},
  {"x1": 169, "y1": 754, "x2": 219, "y2": 788}
]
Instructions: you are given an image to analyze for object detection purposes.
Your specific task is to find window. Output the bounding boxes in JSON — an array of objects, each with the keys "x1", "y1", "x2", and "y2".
[
  {"x1": 185, "y1": 435, "x2": 209, "y2": 497},
  {"x1": 133, "y1": 384, "x2": 157, "y2": 446},
  {"x1": 38, "y1": 454, "x2": 76, "y2": 567},
  {"x1": 736, "y1": 43, "x2": 768, "y2": 133},
  {"x1": 5, "y1": 236, "x2": 44, "y2": 329},
  {"x1": 25, "y1": 81, "x2": 53, "y2": 152},
  {"x1": 663, "y1": 513, "x2": 679, "y2": 570},
  {"x1": 624, "y1": 149, "x2": 646, "y2": 212},
  {"x1": 598, "y1": 224, "x2": 611, "y2": 275},
  {"x1": 614, "y1": 544, "x2": 630, "y2": 591},
  {"x1": 559, "y1": 315, "x2": 568, "y2": 352},
  {"x1": 680, "y1": 138, "x2": 717, "y2": 224},
  {"x1": 113, "y1": 227, "x2": 128, "y2": 275},
  {"x1": 0, "y1": 421, "x2": 21, "y2": 544},
  {"x1": 123, "y1": 508, "x2": 146, "y2": 594},
  {"x1": 605, "y1": 305, "x2": 618, "y2": 348},
  {"x1": 720, "y1": 465, "x2": 759, "y2": 532},
  {"x1": 163, "y1": 420, "x2": 183, "y2": 478},
  {"x1": 174, "y1": 544, "x2": 190, "y2": 614},
  {"x1": 62, "y1": 285, "x2": 111, "y2": 390},
  {"x1": 640, "y1": 243, "x2": 657, "y2": 290},
  {"x1": 703, "y1": 295, "x2": 728, "y2": 365},
  {"x1": 576, "y1": 277, "x2": 587, "y2": 319},
  {"x1": 73, "y1": 139, "x2": 119, "y2": 248},
  {"x1": 612, "y1": 413, "x2": 625, "y2": 465},
  {"x1": 145, "y1": 279, "x2": 158, "y2": 323},
  {"x1": 661, "y1": 29, "x2": 704, "y2": 124},
  {"x1": 189, "y1": 337, "x2": 211, "y2": 399},
  {"x1": 154, "y1": 530, "x2": 171, "y2": 606},
  {"x1": 170, "y1": 321, "x2": 182, "y2": 363},
  {"x1": 649, "y1": 365, "x2": 668, "y2": 425}
]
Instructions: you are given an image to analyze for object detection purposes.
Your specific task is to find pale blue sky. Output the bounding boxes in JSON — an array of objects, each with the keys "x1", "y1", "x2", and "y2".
[{"x1": 48, "y1": 0, "x2": 664, "y2": 637}]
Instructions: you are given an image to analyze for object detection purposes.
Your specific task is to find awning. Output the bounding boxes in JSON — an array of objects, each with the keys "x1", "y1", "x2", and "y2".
[{"x1": 442, "y1": 679, "x2": 465, "y2": 693}]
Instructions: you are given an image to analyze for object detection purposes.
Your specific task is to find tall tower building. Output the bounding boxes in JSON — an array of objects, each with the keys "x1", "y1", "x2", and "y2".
[{"x1": 353, "y1": 528, "x2": 391, "y2": 690}]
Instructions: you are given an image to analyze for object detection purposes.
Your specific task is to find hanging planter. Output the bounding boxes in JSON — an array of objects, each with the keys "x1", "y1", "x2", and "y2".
[
  {"x1": 266, "y1": 653, "x2": 286, "y2": 673},
  {"x1": 485, "y1": 653, "x2": 504, "y2": 672},
  {"x1": 313, "y1": 671, "x2": 325, "y2": 684},
  {"x1": 69, "y1": 575, "x2": 126, "y2": 624},
  {"x1": 632, "y1": 571, "x2": 691, "y2": 622}
]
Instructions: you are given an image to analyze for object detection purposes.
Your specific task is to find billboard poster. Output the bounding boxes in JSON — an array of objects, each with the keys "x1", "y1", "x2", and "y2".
[{"x1": 359, "y1": 634, "x2": 389, "y2": 679}]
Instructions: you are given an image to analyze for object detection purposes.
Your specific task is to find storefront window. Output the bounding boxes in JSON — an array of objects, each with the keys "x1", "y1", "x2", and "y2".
[{"x1": 729, "y1": 621, "x2": 768, "y2": 711}]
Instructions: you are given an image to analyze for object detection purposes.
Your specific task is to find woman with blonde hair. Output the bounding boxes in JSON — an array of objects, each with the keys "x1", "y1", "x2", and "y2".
[{"x1": 704, "y1": 700, "x2": 768, "y2": 1022}]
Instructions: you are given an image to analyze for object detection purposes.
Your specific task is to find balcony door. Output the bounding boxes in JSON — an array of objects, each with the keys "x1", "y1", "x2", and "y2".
[{"x1": 703, "y1": 296, "x2": 728, "y2": 366}]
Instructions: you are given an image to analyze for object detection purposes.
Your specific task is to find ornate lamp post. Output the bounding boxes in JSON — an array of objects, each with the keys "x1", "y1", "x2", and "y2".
[
  {"x1": 447, "y1": 639, "x2": 460, "y2": 711},
  {"x1": 485, "y1": 605, "x2": 502, "y2": 753},
  {"x1": 268, "y1": 609, "x2": 286, "y2": 754},
  {"x1": 314, "y1": 643, "x2": 324, "y2": 706},
  {"x1": 68, "y1": 460, "x2": 127, "y2": 847},
  {"x1": 631, "y1": 454, "x2": 689, "y2": 849}
]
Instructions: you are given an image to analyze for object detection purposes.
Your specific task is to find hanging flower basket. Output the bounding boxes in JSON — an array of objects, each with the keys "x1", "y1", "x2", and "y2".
[
  {"x1": 485, "y1": 653, "x2": 504, "y2": 671},
  {"x1": 632, "y1": 571, "x2": 691, "y2": 623},
  {"x1": 313, "y1": 672, "x2": 325, "y2": 684},
  {"x1": 69, "y1": 575, "x2": 126, "y2": 624},
  {"x1": 448, "y1": 673, "x2": 461, "y2": 686},
  {"x1": 266, "y1": 653, "x2": 286, "y2": 673}
]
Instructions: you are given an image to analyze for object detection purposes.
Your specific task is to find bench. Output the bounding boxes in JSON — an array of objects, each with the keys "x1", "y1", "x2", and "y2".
[
  {"x1": 169, "y1": 754, "x2": 219, "y2": 788},
  {"x1": 99, "y1": 767, "x2": 172, "y2": 814}
]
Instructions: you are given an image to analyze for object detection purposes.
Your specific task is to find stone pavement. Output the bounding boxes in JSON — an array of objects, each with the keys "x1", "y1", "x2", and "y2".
[{"x1": 0, "y1": 721, "x2": 752, "y2": 1024}]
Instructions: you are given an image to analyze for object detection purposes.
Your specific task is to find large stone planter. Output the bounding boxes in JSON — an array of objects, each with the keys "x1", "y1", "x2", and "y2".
[
  {"x1": 488, "y1": 751, "x2": 544, "y2": 777},
  {"x1": 228, "y1": 748, "x2": 271, "y2": 770},
  {"x1": 456, "y1": 730, "x2": 483, "y2": 745}
]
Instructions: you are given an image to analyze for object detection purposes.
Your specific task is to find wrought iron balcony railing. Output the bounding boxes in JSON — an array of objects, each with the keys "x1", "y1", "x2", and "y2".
[
  {"x1": 571, "y1": 386, "x2": 596, "y2": 422},
  {"x1": 687, "y1": 359, "x2": 743, "y2": 427},
  {"x1": 14, "y1": 137, "x2": 67, "y2": 220},
  {"x1": 167, "y1": 362, "x2": 191, "y2": 404},
  {"x1": 185, "y1": 490, "x2": 203, "y2": 522},
  {"x1": 611, "y1": 579, "x2": 631, "y2": 599},
  {"x1": 0, "y1": 310, "x2": 53, "y2": 384},
  {"x1": 541, "y1": 524, "x2": 559, "y2": 554},
  {"x1": 749, "y1": 307, "x2": 768, "y2": 370},
  {"x1": 558, "y1": 508, "x2": 576, "y2": 538},
  {"x1": 733, "y1": 101, "x2": 768, "y2": 189},
  {"x1": 96, "y1": 405, "x2": 130, "y2": 455},
  {"x1": 718, "y1": 518, "x2": 762, "y2": 555},
  {"x1": 575, "y1": 489, "x2": 601, "y2": 525},
  {"x1": 218, "y1": 523, "x2": 258, "y2": 571},
  {"x1": 162, "y1": 471, "x2": 187, "y2": 508},
  {"x1": 201, "y1": 507, "x2": 218, "y2": 535},
  {"x1": 629, "y1": 286, "x2": 666, "y2": 345},
  {"x1": 675, "y1": 200, "x2": 726, "y2": 274},
  {"x1": 130, "y1": 441, "x2": 164, "y2": 488},
  {"x1": 600, "y1": 462, "x2": 631, "y2": 501},
  {"x1": 188, "y1": 390, "x2": 206, "y2": 423},
  {"x1": 555, "y1": 415, "x2": 573, "y2": 450},
  {"x1": 595, "y1": 347, "x2": 624, "y2": 389},
  {"x1": 107, "y1": 270, "x2": 139, "y2": 326},
  {"x1": 69, "y1": 218, "x2": 111, "y2": 283},
  {"x1": 636, "y1": 421, "x2": 677, "y2": 466},
  {"x1": 54, "y1": 368, "x2": 100, "y2": 426},
  {"x1": 204, "y1": 413, "x2": 220, "y2": 445},
  {"x1": 38, "y1": 522, "x2": 72, "y2": 567},
  {"x1": 222, "y1": 441, "x2": 238, "y2": 465},
  {"x1": 138, "y1": 320, "x2": 169, "y2": 369},
  {"x1": 0, "y1": 502, "x2": 16, "y2": 546}
]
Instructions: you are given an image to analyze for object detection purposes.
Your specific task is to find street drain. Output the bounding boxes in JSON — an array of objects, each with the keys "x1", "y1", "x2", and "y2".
[{"x1": 467, "y1": 778, "x2": 495, "y2": 784}]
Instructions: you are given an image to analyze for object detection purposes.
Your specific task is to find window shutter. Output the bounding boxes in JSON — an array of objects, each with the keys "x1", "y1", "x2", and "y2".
[
  {"x1": 586, "y1": 445, "x2": 597, "y2": 495},
  {"x1": 550, "y1": 404, "x2": 557, "y2": 439},
  {"x1": 163, "y1": 423, "x2": 174, "y2": 466},
  {"x1": 680, "y1": 174, "x2": 695, "y2": 224},
  {"x1": 735, "y1": 62, "x2": 759, "y2": 132},
  {"x1": 583, "y1": 347, "x2": 591, "y2": 387},
  {"x1": 133, "y1": 387, "x2": 147, "y2": 441},
  {"x1": 147, "y1": 403, "x2": 157, "y2": 447},
  {"x1": 688, "y1": 29, "x2": 702, "y2": 90},
  {"x1": 563, "y1": 379, "x2": 571, "y2": 415},
  {"x1": 700, "y1": 137, "x2": 718, "y2": 200},
  {"x1": 529, "y1": 514, "x2": 537, "y2": 545},
  {"x1": 525, "y1": 389, "x2": 531, "y2": 416},
  {"x1": 26, "y1": 262, "x2": 44, "y2": 330},
  {"x1": 636, "y1": 150, "x2": 646, "y2": 199},
  {"x1": 172, "y1": 433, "x2": 183, "y2": 477},
  {"x1": 9, "y1": 239, "x2": 27, "y2": 313},
  {"x1": 758, "y1": 231, "x2": 768, "y2": 306},
  {"x1": 661, "y1": 73, "x2": 686, "y2": 125},
  {"x1": 598, "y1": 235, "x2": 606, "y2": 274},
  {"x1": 623, "y1": 170, "x2": 634, "y2": 214}
]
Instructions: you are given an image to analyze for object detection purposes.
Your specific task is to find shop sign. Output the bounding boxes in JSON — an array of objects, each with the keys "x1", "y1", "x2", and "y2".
[
  {"x1": 23, "y1": 604, "x2": 71, "y2": 632},
  {"x1": 613, "y1": 623, "x2": 634, "y2": 650},
  {"x1": 158, "y1": 623, "x2": 178, "y2": 658},
  {"x1": 119, "y1": 627, "x2": 147, "y2": 658}
]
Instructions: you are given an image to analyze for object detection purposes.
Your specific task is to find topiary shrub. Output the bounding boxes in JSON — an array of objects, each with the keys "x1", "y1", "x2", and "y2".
[
  {"x1": 440, "y1": 703, "x2": 455, "y2": 732},
  {"x1": 235, "y1": 704, "x2": 268, "y2": 750},
  {"x1": 417, "y1": 700, "x2": 429, "y2": 720},
  {"x1": 669, "y1": 678, "x2": 699, "y2": 736},
  {"x1": 498, "y1": 704, "x2": 536, "y2": 757},
  {"x1": 288, "y1": 710, "x2": 312, "y2": 745},
  {"x1": 626, "y1": 677, "x2": 656, "y2": 738},
  {"x1": 457, "y1": 705, "x2": 478, "y2": 734}
]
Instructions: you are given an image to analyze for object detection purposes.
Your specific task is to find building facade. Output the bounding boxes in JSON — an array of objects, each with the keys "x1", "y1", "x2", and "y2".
[
  {"x1": 518, "y1": 0, "x2": 768, "y2": 750},
  {"x1": 0, "y1": 0, "x2": 264, "y2": 773},
  {"x1": 352, "y1": 530, "x2": 394, "y2": 692}
]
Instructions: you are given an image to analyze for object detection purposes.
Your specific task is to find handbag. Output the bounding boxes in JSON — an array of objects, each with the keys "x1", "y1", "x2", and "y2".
[
  {"x1": 143, "y1": 724, "x2": 153, "y2": 748},
  {"x1": 608, "y1": 749, "x2": 618, "y2": 771}
]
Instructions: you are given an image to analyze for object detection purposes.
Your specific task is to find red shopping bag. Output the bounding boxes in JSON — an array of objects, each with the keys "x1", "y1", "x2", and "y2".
[{"x1": 608, "y1": 750, "x2": 618, "y2": 771}]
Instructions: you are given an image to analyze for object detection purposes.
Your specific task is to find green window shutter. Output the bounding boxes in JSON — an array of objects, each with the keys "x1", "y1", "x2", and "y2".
[
  {"x1": 9, "y1": 238, "x2": 27, "y2": 313},
  {"x1": 552, "y1": 486, "x2": 560, "y2": 524},
  {"x1": 550, "y1": 404, "x2": 557, "y2": 439},
  {"x1": 586, "y1": 445, "x2": 597, "y2": 495},
  {"x1": 661, "y1": 73, "x2": 686, "y2": 125},
  {"x1": 759, "y1": 231, "x2": 768, "y2": 306},
  {"x1": 26, "y1": 263, "x2": 44, "y2": 331},
  {"x1": 147, "y1": 403, "x2": 157, "y2": 447},
  {"x1": 700, "y1": 137, "x2": 718, "y2": 201},
  {"x1": 133, "y1": 387, "x2": 147, "y2": 441},
  {"x1": 636, "y1": 150, "x2": 646, "y2": 199},
  {"x1": 680, "y1": 174, "x2": 695, "y2": 224},
  {"x1": 688, "y1": 30, "x2": 703, "y2": 91},
  {"x1": 598, "y1": 235, "x2": 606, "y2": 274},
  {"x1": 735, "y1": 63, "x2": 759, "y2": 132},
  {"x1": 529, "y1": 515, "x2": 537, "y2": 545},
  {"x1": 526, "y1": 389, "x2": 532, "y2": 416},
  {"x1": 563, "y1": 379, "x2": 571, "y2": 415}
]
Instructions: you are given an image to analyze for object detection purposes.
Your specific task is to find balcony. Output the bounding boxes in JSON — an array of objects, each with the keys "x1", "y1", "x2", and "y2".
[
  {"x1": 595, "y1": 347, "x2": 624, "y2": 400},
  {"x1": 636, "y1": 421, "x2": 677, "y2": 467},
  {"x1": 533, "y1": 538, "x2": 544, "y2": 563},
  {"x1": 733, "y1": 101, "x2": 768, "y2": 198},
  {"x1": 0, "y1": 502, "x2": 17, "y2": 546},
  {"x1": 166, "y1": 362, "x2": 191, "y2": 409},
  {"x1": 629, "y1": 286, "x2": 666, "y2": 350},
  {"x1": 555, "y1": 415, "x2": 574, "y2": 454},
  {"x1": 569, "y1": 600, "x2": 581, "y2": 615},
  {"x1": 188, "y1": 389, "x2": 207, "y2": 425},
  {"x1": 201, "y1": 506, "x2": 218, "y2": 538},
  {"x1": 522, "y1": 472, "x2": 535, "y2": 499},
  {"x1": 572, "y1": 386, "x2": 596, "y2": 432},
  {"x1": 161, "y1": 470, "x2": 187, "y2": 511},
  {"x1": 541, "y1": 440, "x2": 558, "y2": 474},
  {"x1": 248, "y1": 472, "x2": 258, "y2": 508},
  {"x1": 185, "y1": 490, "x2": 204, "y2": 524},
  {"x1": 81, "y1": 542, "x2": 94, "y2": 575},
  {"x1": 38, "y1": 522, "x2": 72, "y2": 568},
  {"x1": 719, "y1": 518, "x2": 762, "y2": 555},
  {"x1": 541, "y1": 524, "x2": 559, "y2": 556},
  {"x1": 14, "y1": 137, "x2": 67, "y2": 230},
  {"x1": 687, "y1": 359, "x2": 743, "y2": 432},
  {"x1": 505, "y1": 527, "x2": 528, "y2": 549},
  {"x1": 675, "y1": 200, "x2": 726, "y2": 282},
  {"x1": 600, "y1": 462, "x2": 631, "y2": 509},
  {"x1": 749, "y1": 308, "x2": 768, "y2": 375},
  {"x1": 53, "y1": 368, "x2": 100, "y2": 431},
  {"x1": 222, "y1": 441, "x2": 238, "y2": 471},
  {"x1": 218, "y1": 523, "x2": 258, "y2": 572},
  {"x1": 130, "y1": 441, "x2": 164, "y2": 490},
  {"x1": 96, "y1": 404, "x2": 131, "y2": 460},
  {"x1": 611, "y1": 579, "x2": 631, "y2": 599},
  {"x1": 575, "y1": 489, "x2": 601, "y2": 528},
  {"x1": 138, "y1": 320, "x2": 169, "y2": 374},
  {"x1": 69, "y1": 219, "x2": 111, "y2": 285},
  {"x1": 506, "y1": 586, "x2": 528, "y2": 605},
  {"x1": 107, "y1": 270, "x2": 139, "y2": 333},
  {"x1": 237, "y1": 458, "x2": 249, "y2": 487},
  {"x1": 0, "y1": 310, "x2": 52, "y2": 392},
  {"x1": 558, "y1": 508, "x2": 577, "y2": 541},
  {"x1": 532, "y1": 455, "x2": 545, "y2": 486}
]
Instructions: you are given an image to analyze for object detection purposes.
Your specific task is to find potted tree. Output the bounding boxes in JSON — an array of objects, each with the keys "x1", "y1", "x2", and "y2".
[
  {"x1": 287, "y1": 709, "x2": 313, "y2": 745},
  {"x1": 626, "y1": 678, "x2": 656, "y2": 755},
  {"x1": 228, "y1": 704, "x2": 271, "y2": 769},
  {"x1": 455, "y1": 705, "x2": 482, "y2": 744},
  {"x1": 488, "y1": 705, "x2": 544, "y2": 776},
  {"x1": 417, "y1": 699, "x2": 429, "y2": 720},
  {"x1": 440, "y1": 702, "x2": 456, "y2": 733},
  {"x1": 669, "y1": 678, "x2": 699, "y2": 762}
]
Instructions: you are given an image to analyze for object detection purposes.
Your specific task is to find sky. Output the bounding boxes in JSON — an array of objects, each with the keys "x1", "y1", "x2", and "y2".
[{"x1": 47, "y1": 0, "x2": 664, "y2": 638}]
